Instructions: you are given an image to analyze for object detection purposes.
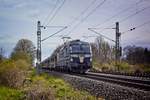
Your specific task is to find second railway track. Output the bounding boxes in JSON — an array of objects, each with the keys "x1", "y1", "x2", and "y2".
[{"x1": 71, "y1": 72, "x2": 150, "y2": 91}]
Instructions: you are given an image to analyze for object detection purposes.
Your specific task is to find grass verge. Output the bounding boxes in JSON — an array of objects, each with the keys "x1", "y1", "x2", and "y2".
[
  {"x1": 28, "y1": 73, "x2": 99, "y2": 100},
  {"x1": 0, "y1": 86, "x2": 24, "y2": 100}
]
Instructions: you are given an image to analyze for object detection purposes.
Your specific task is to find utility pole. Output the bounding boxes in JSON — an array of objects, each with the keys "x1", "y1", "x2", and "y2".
[
  {"x1": 115, "y1": 22, "x2": 121, "y2": 70},
  {"x1": 36, "y1": 21, "x2": 67, "y2": 69},
  {"x1": 88, "y1": 22, "x2": 121, "y2": 70},
  {"x1": 36, "y1": 21, "x2": 42, "y2": 68},
  {"x1": 0, "y1": 48, "x2": 4, "y2": 61}
]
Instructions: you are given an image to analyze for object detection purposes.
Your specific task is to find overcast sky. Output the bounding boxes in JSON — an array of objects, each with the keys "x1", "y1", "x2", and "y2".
[{"x1": 0, "y1": 0, "x2": 150, "y2": 60}]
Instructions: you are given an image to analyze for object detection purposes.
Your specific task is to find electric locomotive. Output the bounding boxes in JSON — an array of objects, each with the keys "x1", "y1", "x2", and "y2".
[{"x1": 41, "y1": 40, "x2": 92, "y2": 73}]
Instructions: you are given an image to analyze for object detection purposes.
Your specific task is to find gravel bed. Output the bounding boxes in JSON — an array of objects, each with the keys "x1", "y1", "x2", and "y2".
[{"x1": 48, "y1": 71, "x2": 150, "y2": 100}]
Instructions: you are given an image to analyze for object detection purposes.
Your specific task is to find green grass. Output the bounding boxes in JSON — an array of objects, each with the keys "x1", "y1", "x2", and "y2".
[
  {"x1": 92, "y1": 60, "x2": 134, "y2": 73},
  {"x1": 0, "y1": 86, "x2": 24, "y2": 100},
  {"x1": 0, "y1": 69, "x2": 102, "y2": 100},
  {"x1": 40, "y1": 74, "x2": 99, "y2": 100}
]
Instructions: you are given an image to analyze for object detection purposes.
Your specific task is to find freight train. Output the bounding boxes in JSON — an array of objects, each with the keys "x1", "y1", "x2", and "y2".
[{"x1": 41, "y1": 40, "x2": 92, "y2": 73}]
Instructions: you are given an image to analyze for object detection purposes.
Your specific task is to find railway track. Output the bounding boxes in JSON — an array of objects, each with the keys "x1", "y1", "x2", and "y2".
[
  {"x1": 73, "y1": 72, "x2": 150, "y2": 91},
  {"x1": 42, "y1": 68, "x2": 150, "y2": 91}
]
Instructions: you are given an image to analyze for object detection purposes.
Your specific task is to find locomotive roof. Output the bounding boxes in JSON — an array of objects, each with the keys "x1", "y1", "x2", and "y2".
[{"x1": 68, "y1": 39, "x2": 89, "y2": 45}]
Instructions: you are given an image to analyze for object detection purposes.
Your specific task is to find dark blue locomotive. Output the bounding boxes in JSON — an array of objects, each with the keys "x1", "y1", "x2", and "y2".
[{"x1": 41, "y1": 40, "x2": 92, "y2": 73}]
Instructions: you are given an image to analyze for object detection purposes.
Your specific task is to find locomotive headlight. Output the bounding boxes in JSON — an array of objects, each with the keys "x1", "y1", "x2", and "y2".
[
  {"x1": 90, "y1": 58, "x2": 92, "y2": 62},
  {"x1": 70, "y1": 58, "x2": 73, "y2": 62}
]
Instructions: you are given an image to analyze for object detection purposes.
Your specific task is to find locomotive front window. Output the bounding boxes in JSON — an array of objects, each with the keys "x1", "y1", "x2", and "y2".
[
  {"x1": 70, "y1": 44, "x2": 90, "y2": 54},
  {"x1": 81, "y1": 44, "x2": 90, "y2": 53},
  {"x1": 71, "y1": 45, "x2": 80, "y2": 53}
]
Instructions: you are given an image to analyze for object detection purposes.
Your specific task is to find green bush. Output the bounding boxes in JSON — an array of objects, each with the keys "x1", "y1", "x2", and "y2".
[
  {"x1": 42, "y1": 74, "x2": 97, "y2": 100},
  {"x1": 133, "y1": 64, "x2": 150, "y2": 73},
  {"x1": 92, "y1": 61, "x2": 116, "y2": 72},
  {"x1": 115, "y1": 61, "x2": 131, "y2": 72},
  {"x1": 142, "y1": 64, "x2": 150, "y2": 73},
  {"x1": 92, "y1": 60, "x2": 135, "y2": 73},
  {"x1": 0, "y1": 60, "x2": 27, "y2": 88},
  {"x1": 0, "y1": 86, "x2": 24, "y2": 100},
  {"x1": 15, "y1": 59, "x2": 30, "y2": 71},
  {"x1": 11, "y1": 51, "x2": 32, "y2": 65},
  {"x1": 24, "y1": 76, "x2": 55, "y2": 100}
]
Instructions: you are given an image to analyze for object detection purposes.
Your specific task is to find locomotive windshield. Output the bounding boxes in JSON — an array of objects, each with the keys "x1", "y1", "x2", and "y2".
[{"x1": 70, "y1": 44, "x2": 90, "y2": 54}]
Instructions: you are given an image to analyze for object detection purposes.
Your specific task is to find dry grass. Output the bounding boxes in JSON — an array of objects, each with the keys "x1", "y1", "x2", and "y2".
[
  {"x1": 24, "y1": 76, "x2": 55, "y2": 100},
  {"x1": 0, "y1": 60, "x2": 28, "y2": 88}
]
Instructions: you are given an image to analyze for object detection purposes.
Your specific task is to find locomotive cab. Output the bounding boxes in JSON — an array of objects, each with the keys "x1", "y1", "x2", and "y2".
[{"x1": 68, "y1": 40, "x2": 92, "y2": 73}]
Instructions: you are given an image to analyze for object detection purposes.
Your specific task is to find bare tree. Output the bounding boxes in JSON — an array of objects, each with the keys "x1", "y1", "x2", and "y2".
[
  {"x1": 90, "y1": 43, "x2": 98, "y2": 61},
  {"x1": 11, "y1": 39, "x2": 36, "y2": 65},
  {"x1": 93, "y1": 36, "x2": 115, "y2": 63}
]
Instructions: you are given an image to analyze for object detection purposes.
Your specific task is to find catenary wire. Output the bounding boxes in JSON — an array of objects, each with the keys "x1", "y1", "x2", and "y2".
[
  {"x1": 43, "y1": 0, "x2": 59, "y2": 25},
  {"x1": 90, "y1": 5, "x2": 150, "y2": 36},
  {"x1": 66, "y1": 0, "x2": 97, "y2": 27},
  {"x1": 93, "y1": 0, "x2": 144, "y2": 27},
  {"x1": 64, "y1": 0, "x2": 106, "y2": 37},
  {"x1": 122, "y1": 20, "x2": 150, "y2": 34},
  {"x1": 45, "y1": 0, "x2": 66, "y2": 26}
]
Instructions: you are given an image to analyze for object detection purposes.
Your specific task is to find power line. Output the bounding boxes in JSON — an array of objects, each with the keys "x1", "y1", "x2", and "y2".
[
  {"x1": 94, "y1": 0, "x2": 144, "y2": 27},
  {"x1": 119, "y1": 5, "x2": 150, "y2": 23},
  {"x1": 88, "y1": 28, "x2": 115, "y2": 43},
  {"x1": 42, "y1": 0, "x2": 97, "y2": 38},
  {"x1": 40, "y1": 0, "x2": 67, "y2": 42},
  {"x1": 44, "y1": 26, "x2": 67, "y2": 28},
  {"x1": 66, "y1": 0, "x2": 97, "y2": 27},
  {"x1": 91, "y1": 5, "x2": 150, "y2": 36},
  {"x1": 54, "y1": 0, "x2": 97, "y2": 38},
  {"x1": 41, "y1": 26, "x2": 67, "y2": 42},
  {"x1": 64, "y1": 0, "x2": 106, "y2": 37},
  {"x1": 45, "y1": 0, "x2": 66, "y2": 26},
  {"x1": 122, "y1": 20, "x2": 150, "y2": 34},
  {"x1": 43, "y1": 0, "x2": 59, "y2": 25}
]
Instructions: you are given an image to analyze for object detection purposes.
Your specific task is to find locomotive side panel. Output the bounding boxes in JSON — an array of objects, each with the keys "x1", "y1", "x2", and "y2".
[{"x1": 56, "y1": 44, "x2": 70, "y2": 71}]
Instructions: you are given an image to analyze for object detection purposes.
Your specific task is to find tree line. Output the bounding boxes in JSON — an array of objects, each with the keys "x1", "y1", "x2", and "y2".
[
  {"x1": 91, "y1": 36, "x2": 115, "y2": 64},
  {"x1": 91, "y1": 36, "x2": 150, "y2": 72},
  {"x1": 1, "y1": 38, "x2": 150, "y2": 73},
  {"x1": 0, "y1": 39, "x2": 36, "y2": 65},
  {"x1": 123, "y1": 46, "x2": 150, "y2": 64}
]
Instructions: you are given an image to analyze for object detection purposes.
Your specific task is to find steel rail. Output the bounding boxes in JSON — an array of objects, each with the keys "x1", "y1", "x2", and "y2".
[{"x1": 74, "y1": 72, "x2": 150, "y2": 91}]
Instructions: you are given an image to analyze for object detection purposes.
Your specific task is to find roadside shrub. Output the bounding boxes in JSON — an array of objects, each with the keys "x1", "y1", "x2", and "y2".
[
  {"x1": 0, "y1": 86, "x2": 24, "y2": 100},
  {"x1": 24, "y1": 76, "x2": 55, "y2": 100},
  {"x1": 114, "y1": 61, "x2": 132, "y2": 72},
  {"x1": 101, "y1": 66, "x2": 109, "y2": 72},
  {"x1": 0, "y1": 60, "x2": 26, "y2": 88},
  {"x1": 15, "y1": 59, "x2": 30, "y2": 71},
  {"x1": 139, "y1": 64, "x2": 150, "y2": 73},
  {"x1": 46, "y1": 75, "x2": 97, "y2": 100},
  {"x1": 11, "y1": 51, "x2": 32, "y2": 65}
]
